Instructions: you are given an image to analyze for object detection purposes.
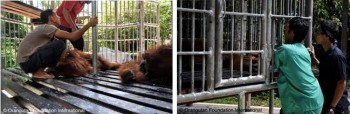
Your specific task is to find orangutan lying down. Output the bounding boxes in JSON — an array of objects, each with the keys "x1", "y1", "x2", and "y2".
[
  {"x1": 48, "y1": 48, "x2": 120, "y2": 77},
  {"x1": 117, "y1": 45, "x2": 172, "y2": 87},
  {"x1": 50, "y1": 46, "x2": 172, "y2": 88}
]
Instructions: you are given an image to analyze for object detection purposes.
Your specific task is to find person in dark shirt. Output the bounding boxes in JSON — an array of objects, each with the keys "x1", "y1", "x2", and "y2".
[{"x1": 309, "y1": 20, "x2": 349, "y2": 114}]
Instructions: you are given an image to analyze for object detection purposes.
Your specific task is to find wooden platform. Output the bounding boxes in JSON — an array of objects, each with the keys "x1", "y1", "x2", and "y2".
[{"x1": 1, "y1": 68, "x2": 172, "y2": 114}]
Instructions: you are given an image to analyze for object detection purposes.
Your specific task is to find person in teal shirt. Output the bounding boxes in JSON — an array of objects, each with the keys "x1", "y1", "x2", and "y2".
[{"x1": 274, "y1": 17, "x2": 324, "y2": 114}]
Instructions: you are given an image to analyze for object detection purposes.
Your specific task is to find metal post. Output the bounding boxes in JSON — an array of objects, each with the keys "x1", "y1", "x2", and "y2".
[
  {"x1": 29, "y1": 1, "x2": 34, "y2": 31},
  {"x1": 178, "y1": 0, "x2": 183, "y2": 95},
  {"x1": 214, "y1": 0, "x2": 223, "y2": 87},
  {"x1": 92, "y1": 1, "x2": 98, "y2": 75},
  {"x1": 50, "y1": 1, "x2": 55, "y2": 9},
  {"x1": 341, "y1": 0, "x2": 348, "y2": 55},
  {"x1": 202, "y1": 0, "x2": 207, "y2": 92},
  {"x1": 305, "y1": 0, "x2": 313, "y2": 47},
  {"x1": 156, "y1": 2, "x2": 161, "y2": 45},
  {"x1": 139, "y1": 1, "x2": 145, "y2": 53},
  {"x1": 269, "y1": 89, "x2": 274, "y2": 114},
  {"x1": 245, "y1": 94, "x2": 251, "y2": 109},
  {"x1": 238, "y1": 91, "x2": 246, "y2": 114},
  {"x1": 240, "y1": 0, "x2": 247, "y2": 77},
  {"x1": 191, "y1": 0, "x2": 195, "y2": 93},
  {"x1": 205, "y1": 0, "x2": 215, "y2": 93},
  {"x1": 115, "y1": 1, "x2": 119, "y2": 63},
  {"x1": 0, "y1": 2, "x2": 2, "y2": 70},
  {"x1": 265, "y1": 0, "x2": 272, "y2": 85},
  {"x1": 262, "y1": 0, "x2": 274, "y2": 114}
]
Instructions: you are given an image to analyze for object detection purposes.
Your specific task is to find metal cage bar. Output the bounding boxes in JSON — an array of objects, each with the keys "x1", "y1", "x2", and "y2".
[
  {"x1": 214, "y1": 0, "x2": 266, "y2": 88},
  {"x1": 177, "y1": 1, "x2": 313, "y2": 109},
  {"x1": 1, "y1": 0, "x2": 161, "y2": 68},
  {"x1": 177, "y1": 0, "x2": 215, "y2": 96}
]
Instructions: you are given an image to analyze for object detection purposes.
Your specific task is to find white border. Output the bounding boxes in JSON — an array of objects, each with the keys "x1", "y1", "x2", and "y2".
[{"x1": 172, "y1": 0, "x2": 177, "y2": 113}]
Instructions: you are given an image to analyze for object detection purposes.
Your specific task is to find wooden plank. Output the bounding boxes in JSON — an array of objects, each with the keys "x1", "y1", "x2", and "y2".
[
  {"x1": 36, "y1": 81, "x2": 68, "y2": 94},
  {"x1": 98, "y1": 71, "x2": 119, "y2": 77},
  {"x1": 1, "y1": 93, "x2": 27, "y2": 114},
  {"x1": 8, "y1": 68, "x2": 172, "y2": 96},
  {"x1": 97, "y1": 74, "x2": 120, "y2": 80},
  {"x1": 6, "y1": 1, "x2": 42, "y2": 13},
  {"x1": 7, "y1": 68, "x2": 167, "y2": 94},
  {"x1": 79, "y1": 84, "x2": 172, "y2": 112},
  {"x1": 5, "y1": 69, "x2": 173, "y2": 113},
  {"x1": 85, "y1": 75, "x2": 172, "y2": 93},
  {"x1": 3, "y1": 69, "x2": 119, "y2": 113},
  {"x1": 10, "y1": 68, "x2": 27, "y2": 76},
  {"x1": 7, "y1": 68, "x2": 171, "y2": 94},
  {"x1": 40, "y1": 80, "x2": 169, "y2": 113},
  {"x1": 2, "y1": 69, "x2": 32, "y2": 83},
  {"x1": 94, "y1": 73, "x2": 166, "y2": 88},
  {"x1": 2, "y1": 88, "x2": 18, "y2": 98},
  {"x1": 16, "y1": 99, "x2": 43, "y2": 114},
  {"x1": 77, "y1": 77, "x2": 172, "y2": 102},
  {"x1": 20, "y1": 83, "x2": 43, "y2": 96},
  {"x1": 100, "y1": 70, "x2": 117, "y2": 73},
  {"x1": 1, "y1": 78, "x2": 33, "y2": 113},
  {"x1": 2, "y1": 1, "x2": 42, "y2": 19},
  {"x1": 7, "y1": 68, "x2": 172, "y2": 99},
  {"x1": 38, "y1": 87, "x2": 122, "y2": 114},
  {"x1": 2, "y1": 5, "x2": 39, "y2": 18},
  {"x1": 94, "y1": 70, "x2": 172, "y2": 91},
  {"x1": 2, "y1": 77, "x2": 75, "y2": 114}
]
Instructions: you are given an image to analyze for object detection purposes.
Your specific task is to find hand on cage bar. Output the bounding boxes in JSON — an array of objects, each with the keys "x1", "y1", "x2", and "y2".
[
  {"x1": 308, "y1": 45, "x2": 315, "y2": 58},
  {"x1": 88, "y1": 17, "x2": 98, "y2": 26}
]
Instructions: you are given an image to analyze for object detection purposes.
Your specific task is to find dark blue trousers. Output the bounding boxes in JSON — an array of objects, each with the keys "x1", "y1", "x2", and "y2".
[
  {"x1": 57, "y1": 25, "x2": 84, "y2": 51},
  {"x1": 19, "y1": 39, "x2": 66, "y2": 73}
]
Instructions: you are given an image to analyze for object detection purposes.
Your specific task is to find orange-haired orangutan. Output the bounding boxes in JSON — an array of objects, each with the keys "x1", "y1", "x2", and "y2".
[
  {"x1": 118, "y1": 45, "x2": 172, "y2": 87},
  {"x1": 48, "y1": 48, "x2": 120, "y2": 77}
]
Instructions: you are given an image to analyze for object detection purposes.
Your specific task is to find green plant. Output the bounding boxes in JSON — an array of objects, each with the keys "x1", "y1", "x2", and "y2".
[
  {"x1": 1, "y1": 12, "x2": 27, "y2": 68},
  {"x1": 160, "y1": 1, "x2": 172, "y2": 41},
  {"x1": 204, "y1": 92, "x2": 282, "y2": 108}
]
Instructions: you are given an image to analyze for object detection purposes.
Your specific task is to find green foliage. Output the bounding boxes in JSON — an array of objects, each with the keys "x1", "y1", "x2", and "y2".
[
  {"x1": 1, "y1": 39, "x2": 20, "y2": 68},
  {"x1": 39, "y1": 0, "x2": 62, "y2": 9},
  {"x1": 204, "y1": 92, "x2": 282, "y2": 107},
  {"x1": 205, "y1": 96, "x2": 239, "y2": 104},
  {"x1": 313, "y1": 0, "x2": 350, "y2": 26},
  {"x1": 160, "y1": 1, "x2": 172, "y2": 40},
  {"x1": 1, "y1": 12, "x2": 27, "y2": 68},
  {"x1": 1, "y1": 12, "x2": 28, "y2": 38}
]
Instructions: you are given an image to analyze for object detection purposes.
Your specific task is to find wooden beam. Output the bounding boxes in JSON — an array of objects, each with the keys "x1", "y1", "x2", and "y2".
[
  {"x1": 38, "y1": 87, "x2": 122, "y2": 114},
  {"x1": 4, "y1": 1, "x2": 41, "y2": 15},
  {"x1": 42, "y1": 79, "x2": 167, "y2": 113},
  {"x1": 2, "y1": 5, "x2": 39, "y2": 18},
  {"x1": 1, "y1": 93, "x2": 25, "y2": 111},
  {"x1": 2, "y1": 88, "x2": 18, "y2": 98},
  {"x1": 1, "y1": 1, "x2": 42, "y2": 19}
]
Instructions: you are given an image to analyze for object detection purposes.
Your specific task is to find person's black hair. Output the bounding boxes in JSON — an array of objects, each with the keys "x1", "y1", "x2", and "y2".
[
  {"x1": 40, "y1": 9, "x2": 54, "y2": 24},
  {"x1": 84, "y1": 1, "x2": 92, "y2": 4},
  {"x1": 287, "y1": 17, "x2": 309, "y2": 43},
  {"x1": 314, "y1": 20, "x2": 339, "y2": 43}
]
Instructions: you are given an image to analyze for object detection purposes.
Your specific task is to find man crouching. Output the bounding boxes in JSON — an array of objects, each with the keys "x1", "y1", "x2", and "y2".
[{"x1": 16, "y1": 9, "x2": 98, "y2": 80}]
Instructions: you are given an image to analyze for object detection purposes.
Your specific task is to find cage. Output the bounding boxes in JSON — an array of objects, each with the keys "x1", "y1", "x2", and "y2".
[
  {"x1": 177, "y1": 0, "x2": 313, "y2": 112},
  {"x1": 1, "y1": 0, "x2": 161, "y2": 69}
]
